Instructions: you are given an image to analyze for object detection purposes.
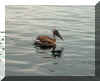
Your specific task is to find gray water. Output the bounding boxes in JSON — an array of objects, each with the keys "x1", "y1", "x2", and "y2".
[{"x1": 5, "y1": 5, "x2": 95, "y2": 76}]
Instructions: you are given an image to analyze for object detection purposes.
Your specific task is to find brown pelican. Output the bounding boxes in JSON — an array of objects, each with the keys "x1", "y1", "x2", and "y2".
[{"x1": 34, "y1": 29, "x2": 64, "y2": 49}]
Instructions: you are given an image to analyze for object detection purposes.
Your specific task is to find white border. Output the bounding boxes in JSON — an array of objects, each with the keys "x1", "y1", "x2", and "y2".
[
  {"x1": 1, "y1": 0, "x2": 100, "y2": 5},
  {"x1": 0, "y1": 1, "x2": 5, "y2": 81},
  {"x1": 0, "y1": 0, "x2": 99, "y2": 80}
]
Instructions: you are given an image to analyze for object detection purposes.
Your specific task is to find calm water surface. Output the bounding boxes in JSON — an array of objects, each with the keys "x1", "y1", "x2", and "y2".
[{"x1": 5, "y1": 6, "x2": 95, "y2": 76}]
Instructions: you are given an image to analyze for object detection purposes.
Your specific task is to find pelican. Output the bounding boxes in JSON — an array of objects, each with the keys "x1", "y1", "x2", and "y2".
[{"x1": 34, "y1": 29, "x2": 64, "y2": 49}]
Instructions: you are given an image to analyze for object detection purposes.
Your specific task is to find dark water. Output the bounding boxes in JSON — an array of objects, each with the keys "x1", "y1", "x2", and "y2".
[{"x1": 5, "y1": 6, "x2": 95, "y2": 76}]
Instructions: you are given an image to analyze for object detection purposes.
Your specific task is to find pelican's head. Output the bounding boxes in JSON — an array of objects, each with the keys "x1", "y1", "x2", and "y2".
[{"x1": 53, "y1": 29, "x2": 64, "y2": 40}]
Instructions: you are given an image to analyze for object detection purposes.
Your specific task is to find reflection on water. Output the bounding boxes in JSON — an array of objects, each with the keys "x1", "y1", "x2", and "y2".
[
  {"x1": 51, "y1": 47, "x2": 64, "y2": 58},
  {"x1": 32, "y1": 45, "x2": 65, "y2": 73},
  {"x1": 5, "y1": 6, "x2": 95, "y2": 76},
  {"x1": 34, "y1": 46, "x2": 64, "y2": 58}
]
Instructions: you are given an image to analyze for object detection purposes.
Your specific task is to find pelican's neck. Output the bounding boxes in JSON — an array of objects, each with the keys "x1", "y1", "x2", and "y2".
[{"x1": 53, "y1": 33, "x2": 56, "y2": 40}]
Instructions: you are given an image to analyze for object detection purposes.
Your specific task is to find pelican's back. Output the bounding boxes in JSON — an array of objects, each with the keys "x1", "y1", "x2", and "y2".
[{"x1": 37, "y1": 36, "x2": 56, "y2": 44}]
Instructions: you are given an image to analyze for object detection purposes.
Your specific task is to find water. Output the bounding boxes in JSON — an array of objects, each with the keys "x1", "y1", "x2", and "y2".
[{"x1": 5, "y1": 6, "x2": 95, "y2": 76}]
